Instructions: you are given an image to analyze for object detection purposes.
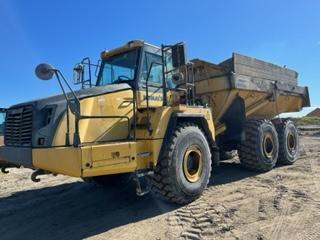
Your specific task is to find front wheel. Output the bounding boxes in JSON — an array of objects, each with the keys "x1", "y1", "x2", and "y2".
[{"x1": 151, "y1": 123, "x2": 212, "y2": 204}]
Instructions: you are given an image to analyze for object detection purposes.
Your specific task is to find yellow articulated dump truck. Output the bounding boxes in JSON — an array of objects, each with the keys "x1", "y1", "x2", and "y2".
[{"x1": 0, "y1": 40, "x2": 310, "y2": 203}]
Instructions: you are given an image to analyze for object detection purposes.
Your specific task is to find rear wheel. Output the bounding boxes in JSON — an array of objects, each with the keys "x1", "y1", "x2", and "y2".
[
  {"x1": 274, "y1": 120, "x2": 299, "y2": 165},
  {"x1": 151, "y1": 123, "x2": 212, "y2": 204},
  {"x1": 238, "y1": 119, "x2": 279, "y2": 172}
]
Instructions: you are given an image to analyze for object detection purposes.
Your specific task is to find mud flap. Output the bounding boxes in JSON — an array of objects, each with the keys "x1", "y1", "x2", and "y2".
[{"x1": 218, "y1": 95, "x2": 246, "y2": 151}]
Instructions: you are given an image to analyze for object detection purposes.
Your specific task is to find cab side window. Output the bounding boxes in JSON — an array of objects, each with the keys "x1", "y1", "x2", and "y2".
[{"x1": 140, "y1": 52, "x2": 163, "y2": 85}]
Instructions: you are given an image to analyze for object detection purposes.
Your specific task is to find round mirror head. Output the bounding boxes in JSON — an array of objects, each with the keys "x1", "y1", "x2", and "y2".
[
  {"x1": 172, "y1": 72, "x2": 184, "y2": 85},
  {"x1": 73, "y1": 63, "x2": 84, "y2": 72},
  {"x1": 35, "y1": 63, "x2": 55, "y2": 80}
]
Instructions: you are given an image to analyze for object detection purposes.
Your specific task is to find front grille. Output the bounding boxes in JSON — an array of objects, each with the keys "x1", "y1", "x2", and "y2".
[{"x1": 5, "y1": 105, "x2": 33, "y2": 146}]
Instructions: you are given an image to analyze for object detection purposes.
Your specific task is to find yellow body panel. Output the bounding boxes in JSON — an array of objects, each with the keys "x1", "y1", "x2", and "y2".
[
  {"x1": 33, "y1": 147, "x2": 82, "y2": 177},
  {"x1": 33, "y1": 142, "x2": 137, "y2": 177},
  {"x1": 136, "y1": 90, "x2": 180, "y2": 109},
  {"x1": 82, "y1": 142, "x2": 137, "y2": 177},
  {"x1": 32, "y1": 139, "x2": 163, "y2": 177},
  {"x1": 32, "y1": 93, "x2": 215, "y2": 178},
  {"x1": 52, "y1": 90, "x2": 134, "y2": 146}
]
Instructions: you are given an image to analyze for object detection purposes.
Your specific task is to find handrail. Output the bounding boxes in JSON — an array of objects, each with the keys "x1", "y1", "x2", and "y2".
[
  {"x1": 74, "y1": 87, "x2": 136, "y2": 145},
  {"x1": 78, "y1": 114, "x2": 131, "y2": 140},
  {"x1": 70, "y1": 89, "x2": 135, "y2": 146}
]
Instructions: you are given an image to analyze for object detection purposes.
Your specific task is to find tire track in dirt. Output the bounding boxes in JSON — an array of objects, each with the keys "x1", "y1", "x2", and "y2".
[
  {"x1": 166, "y1": 190, "x2": 238, "y2": 239},
  {"x1": 296, "y1": 223, "x2": 320, "y2": 240},
  {"x1": 284, "y1": 140, "x2": 320, "y2": 239},
  {"x1": 267, "y1": 183, "x2": 291, "y2": 240},
  {"x1": 165, "y1": 173, "x2": 277, "y2": 239}
]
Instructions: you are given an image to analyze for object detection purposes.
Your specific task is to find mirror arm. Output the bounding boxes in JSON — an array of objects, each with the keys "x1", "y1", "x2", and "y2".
[
  {"x1": 54, "y1": 72, "x2": 70, "y2": 146},
  {"x1": 53, "y1": 70, "x2": 81, "y2": 147},
  {"x1": 94, "y1": 60, "x2": 101, "y2": 77}
]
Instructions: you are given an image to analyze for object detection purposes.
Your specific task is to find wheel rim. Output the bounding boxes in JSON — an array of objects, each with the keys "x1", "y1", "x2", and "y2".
[
  {"x1": 287, "y1": 132, "x2": 297, "y2": 153},
  {"x1": 263, "y1": 132, "x2": 274, "y2": 158},
  {"x1": 183, "y1": 145, "x2": 203, "y2": 183}
]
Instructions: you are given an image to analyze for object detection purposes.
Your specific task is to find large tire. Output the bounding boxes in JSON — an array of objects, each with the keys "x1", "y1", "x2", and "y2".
[
  {"x1": 274, "y1": 119, "x2": 299, "y2": 165},
  {"x1": 151, "y1": 123, "x2": 212, "y2": 204},
  {"x1": 238, "y1": 119, "x2": 279, "y2": 172}
]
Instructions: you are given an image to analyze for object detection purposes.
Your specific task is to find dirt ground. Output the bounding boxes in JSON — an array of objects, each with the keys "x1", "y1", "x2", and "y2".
[{"x1": 0, "y1": 131, "x2": 319, "y2": 240}]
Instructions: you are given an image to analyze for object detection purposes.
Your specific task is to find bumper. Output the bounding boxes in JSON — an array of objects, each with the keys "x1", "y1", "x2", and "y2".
[
  {"x1": 0, "y1": 160, "x2": 7, "y2": 167},
  {"x1": 0, "y1": 146, "x2": 32, "y2": 167},
  {"x1": 0, "y1": 142, "x2": 139, "y2": 178}
]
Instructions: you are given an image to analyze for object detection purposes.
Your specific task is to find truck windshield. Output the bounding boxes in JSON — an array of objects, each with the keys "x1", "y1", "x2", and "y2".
[{"x1": 97, "y1": 49, "x2": 138, "y2": 86}]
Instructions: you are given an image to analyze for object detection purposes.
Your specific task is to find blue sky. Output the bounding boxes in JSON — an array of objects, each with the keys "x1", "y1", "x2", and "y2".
[{"x1": 0, "y1": 0, "x2": 319, "y2": 116}]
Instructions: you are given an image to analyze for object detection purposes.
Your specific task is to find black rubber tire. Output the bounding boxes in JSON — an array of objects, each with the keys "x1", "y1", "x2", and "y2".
[
  {"x1": 274, "y1": 120, "x2": 299, "y2": 165},
  {"x1": 151, "y1": 123, "x2": 212, "y2": 204},
  {"x1": 238, "y1": 119, "x2": 279, "y2": 172}
]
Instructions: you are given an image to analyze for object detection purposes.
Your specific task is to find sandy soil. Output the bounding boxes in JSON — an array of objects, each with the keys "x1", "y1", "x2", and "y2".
[{"x1": 0, "y1": 132, "x2": 319, "y2": 240}]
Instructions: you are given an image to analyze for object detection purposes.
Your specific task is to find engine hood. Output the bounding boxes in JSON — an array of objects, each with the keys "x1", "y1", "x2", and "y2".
[
  {"x1": 10, "y1": 83, "x2": 132, "y2": 109},
  {"x1": 5, "y1": 83, "x2": 132, "y2": 148}
]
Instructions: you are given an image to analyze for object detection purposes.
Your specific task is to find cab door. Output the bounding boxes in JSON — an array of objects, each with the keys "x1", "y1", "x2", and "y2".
[{"x1": 137, "y1": 51, "x2": 164, "y2": 109}]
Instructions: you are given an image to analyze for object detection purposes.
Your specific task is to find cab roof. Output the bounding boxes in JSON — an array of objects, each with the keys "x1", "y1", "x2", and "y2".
[{"x1": 100, "y1": 40, "x2": 160, "y2": 59}]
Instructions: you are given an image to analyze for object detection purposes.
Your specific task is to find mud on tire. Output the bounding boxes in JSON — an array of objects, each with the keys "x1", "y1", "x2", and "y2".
[
  {"x1": 151, "y1": 123, "x2": 212, "y2": 204},
  {"x1": 238, "y1": 119, "x2": 279, "y2": 172},
  {"x1": 273, "y1": 119, "x2": 299, "y2": 165}
]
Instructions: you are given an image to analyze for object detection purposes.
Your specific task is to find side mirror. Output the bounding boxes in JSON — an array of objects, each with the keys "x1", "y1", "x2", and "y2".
[
  {"x1": 73, "y1": 63, "x2": 85, "y2": 85},
  {"x1": 172, "y1": 43, "x2": 187, "y2": 68},
  {"x1": 172, "y1": 72, "x2": 185, "y2": 86},
  {"x1": 73, "y1": 57, "x2": 92, "y2": 88},
  {"x1": 35, "y1": 63, "x2": 55, "y2": 80}
]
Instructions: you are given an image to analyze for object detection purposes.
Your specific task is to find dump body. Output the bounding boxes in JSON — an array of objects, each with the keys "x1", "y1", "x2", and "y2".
[{"x1": 192, "y1": 53, "x2": 310, "y2": 135}]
